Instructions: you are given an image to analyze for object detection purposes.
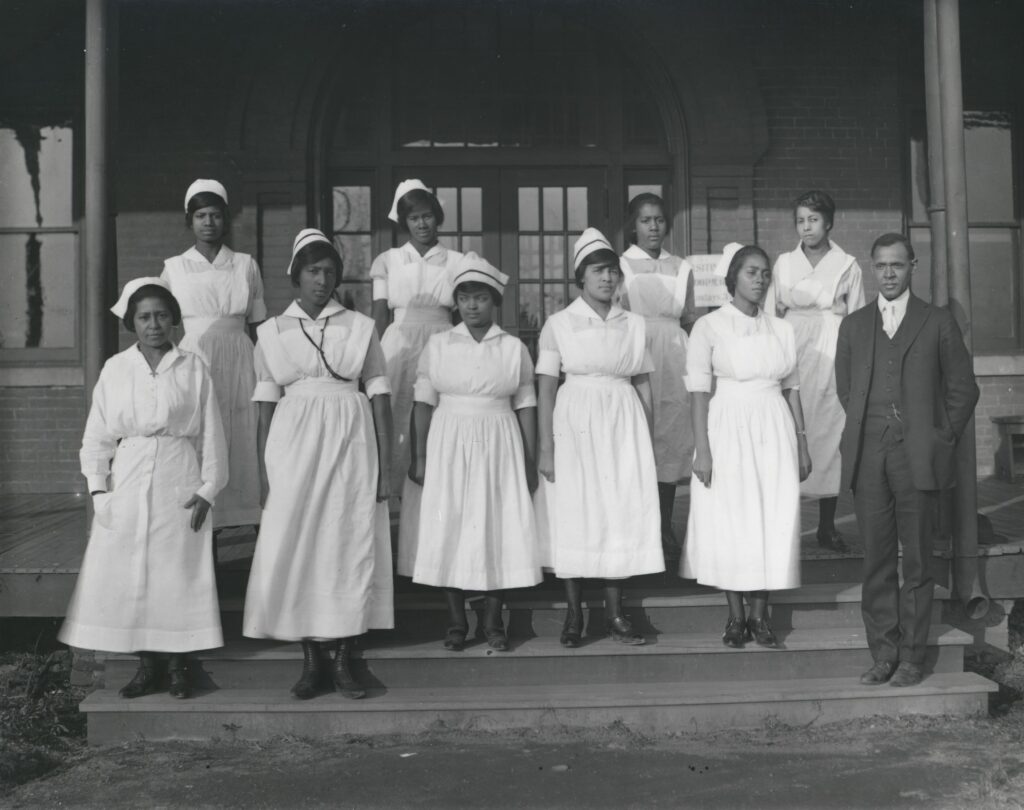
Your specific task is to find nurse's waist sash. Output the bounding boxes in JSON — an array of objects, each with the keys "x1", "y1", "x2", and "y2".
[
  {"x1": 564, "y1": 373, "x2": 630, "y2": 386},
  {"x1": 183, "y1": 315, "x2": 246, "y2": 334},
  {"x1": 392, "y1": 306, "x2": 450, "y2": 326},
  {"x1": 437, "y1": 393, "x2": 512, "y2": 415},
  {"x1": 714, "y1": 378, "x2": 782, "y2": 399},
  {"x1": 284, "y1": 378, "x2": 359, "y2": 398}
]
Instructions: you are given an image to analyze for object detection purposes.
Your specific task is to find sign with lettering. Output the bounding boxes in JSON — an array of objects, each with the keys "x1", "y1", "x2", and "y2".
[{"x1": 688, "y1": 254, "x2": 730, "y2": 308}]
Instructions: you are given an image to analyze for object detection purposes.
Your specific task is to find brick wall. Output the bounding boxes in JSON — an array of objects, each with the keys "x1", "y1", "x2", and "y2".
[{"x1": 0, "y1": 387, "x2": 85, "y2": 494}]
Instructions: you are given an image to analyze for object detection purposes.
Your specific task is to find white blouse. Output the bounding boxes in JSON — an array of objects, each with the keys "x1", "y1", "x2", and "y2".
[
  {"x1": 80, "y1": 345, "x2": 228, "y2": 503},
  {"x1": 413, "y1": 323, "x2": 537, "y2": 410},
  {"x1": 162, "y1": 245, "x2": 267, "y2": 323},
  {"x1": 368, "y1": 242, "x2": 462, "y2": 309},
  {"x1": 619, "y1": 245, "x2": 694, "y2": 321}
]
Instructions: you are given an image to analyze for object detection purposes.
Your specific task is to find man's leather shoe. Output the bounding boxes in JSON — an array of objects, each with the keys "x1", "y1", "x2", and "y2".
[
  {"x1": 859, "y1": 660, "x2": 896, "y2": 685},
  {"x1": 889, "y1": 661, "x2": 924, "y2": 687}
]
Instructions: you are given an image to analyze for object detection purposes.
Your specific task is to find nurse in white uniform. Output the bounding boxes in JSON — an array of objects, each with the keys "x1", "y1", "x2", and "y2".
[
  {"x1": 619, "y1": 193, "x2": 696, "y2": 558},
  {"x1": 683, "y1": 245, "x2": 811, "y2": 649},
  {"x1": 406, "y1": 253, "x2": 542, "y2": 652},
  {"x1": 244, "y1": 229, "x2": 394, "y2": 701},
  {"x1": 763, "y1": 190, "x2": 865, "y2": 553},
  {"x1": 60, "y1": 278, "x2": 228, "y2": 700},
  {"x1": 536, "y1": 228, "x2": 664, "y2": 649},
  {"x1": 161, "y1": 179, "x2": 265, "y2": 532},
  {"x1": 370, "y1": 180, "x2": 463, "y2": 496}
]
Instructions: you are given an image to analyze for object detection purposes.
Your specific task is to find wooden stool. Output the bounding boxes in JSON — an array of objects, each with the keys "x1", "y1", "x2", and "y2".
[{"x1": 992, "y1": 415, "x2": 1024, "y2": 482}]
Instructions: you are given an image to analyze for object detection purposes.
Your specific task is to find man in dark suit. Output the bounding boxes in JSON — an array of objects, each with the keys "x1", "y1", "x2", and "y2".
[{"x1": 835, "y1": 233, "x2": 979, "y2": 688}]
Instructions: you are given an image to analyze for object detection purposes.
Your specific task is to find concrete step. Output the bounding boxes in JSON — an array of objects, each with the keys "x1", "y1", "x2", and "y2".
[
  {"x1": 79, "y1": 671, "x2": 997, "y2": 744},
  {"x1": 104, "y1": 626, "x2": 971, "y2": 690}
]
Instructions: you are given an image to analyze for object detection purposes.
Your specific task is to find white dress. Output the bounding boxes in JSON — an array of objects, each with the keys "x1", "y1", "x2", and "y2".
[
  {"x1": 764, "y1": 241, "x2": 865, "y2": 497},
  {"x1": 162, "y1": 246, "x2": 267, "y2": 527},
  {"x1": 370, "y1": 241, "x2": 463, "y2": 493},
  {"x1": 59, "y1": 345, "x2": 227, "y2": 653},
  {"x1": 534, "y1": 297, "x2": 663, "y2": 579},
  {"x1": 400, "y1": 323, "x2": 542, "y2": 591},
  {"x1": 681, "y1": 303, "x2": 801, "y2": 592},
  {"x1": 243, "y1": 301, "x2": 394, "y2": 641},
  {"x1": 620, "y1": 245, "x2": 695, "y2": 482}
]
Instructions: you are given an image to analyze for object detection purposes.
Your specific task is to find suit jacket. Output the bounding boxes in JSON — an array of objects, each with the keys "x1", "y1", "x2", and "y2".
[{"x1": 835, "y1": 293, "x2": 979, "y2": 492}]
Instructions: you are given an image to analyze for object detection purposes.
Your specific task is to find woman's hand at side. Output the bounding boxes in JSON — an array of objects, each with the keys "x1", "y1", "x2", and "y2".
[
  {"x1": 797, "y1": 435, "x2": 813, "y2": 482},
  {"x1": 692, "y1": 446, "x2": 713, "y2": 488},
  {"x1": 184, "y1": 494, "x2": 212, "y2": 532},
  {"x1": 408, "y1": 454, "x2": 426, "y2": 487}
]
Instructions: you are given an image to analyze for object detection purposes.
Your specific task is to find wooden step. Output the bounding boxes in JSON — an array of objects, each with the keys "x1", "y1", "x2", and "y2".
[
  {"x1": 103, "y1": 626, "x2": 971, "y2": 690},
  {"x1": 79, "y1": 671, "x2": 996, "y2": 743}
]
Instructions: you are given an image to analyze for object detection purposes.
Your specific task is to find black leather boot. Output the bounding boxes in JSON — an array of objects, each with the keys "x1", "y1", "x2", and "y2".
[
  {"x1": 167, "y1": 654, "x2": 191, "y2": 699},
  {"x1": 291, "y1": 639, "x2": 323, "y2": 700},
  {"x1": 332, "y1": 638, "x2": 366, "y2": 699},
  {"x1": 119, "y1": 651, "x2": 161, "y2": 698},
  {"x1": 483, "y1": 592, "x2": 508, "y2": 651},
  {"x1": 605, "y1": 582, "x2": 645, "y2": 645},
  {"x1": 560, "y1": 578, "x2": 584, "y2": 648},
  {"x1": 443, "y1": 588, "x2": 469, "y2": 651}
]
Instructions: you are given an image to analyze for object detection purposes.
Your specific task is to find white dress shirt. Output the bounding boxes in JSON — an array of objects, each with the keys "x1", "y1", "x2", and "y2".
[{"x1": 877, "y1": 288, "x2": 910, "y2": 338}]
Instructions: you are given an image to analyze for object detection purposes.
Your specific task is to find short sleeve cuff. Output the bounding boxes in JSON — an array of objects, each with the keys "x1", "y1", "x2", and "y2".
[
  {"x1": 85, "y1": 474, "x2": 108, "y2": 493},
  {"x1": 195, "y1": 481, "x2": 220, "y2": 504},
  {"x1": 365, "y1": 376, "x2": 393, "y2": 400},
  {"x1": 683, "y1": 373, "x2": 712, "y2": 393},
  {"x1": 249, "y1": 299, "x2": 268, "y2": 323},
  {"x1": 252, "y1": 381, "x2": 283, "y2": 402},
  {"x1": 512, "y1": 385, "x2": 537, "y2": 410},
  {"x1": 639, "y1": 349, "x2": 656, "y2": 375},
  {"x1": 372, "y1": 279, "x2": 389, "y2": 300},
  {"x1": 412, "y1": 378, "x2": 439, "y2": 406},
  {"x1": 535, "y1": 349, "x2": 561, "y2": 377}
]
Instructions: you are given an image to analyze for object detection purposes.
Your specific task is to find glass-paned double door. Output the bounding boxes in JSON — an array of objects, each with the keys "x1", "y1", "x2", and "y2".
[{"x1": 400, "y1": 168, "x2": 605, "y2": 354}]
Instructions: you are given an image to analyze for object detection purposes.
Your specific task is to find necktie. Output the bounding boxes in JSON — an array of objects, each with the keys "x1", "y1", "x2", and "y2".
[{"x1": 882, "y1": 304, "x2": 896, "y2": 338}]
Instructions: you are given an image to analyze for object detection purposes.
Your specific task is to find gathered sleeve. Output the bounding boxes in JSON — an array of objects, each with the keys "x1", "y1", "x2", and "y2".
[
  {"x1": 361, "y1": 329, "x2": 392, "y2": 399},
  {"x1": 779, "y1": 323, "x2": 801, "y2": 391},
  {"x1": 535, "y1": 321, "x2": 562, "y2": 378},
  {"x1": 512, "y1": 342, "x2": 538, "y2": 410},
  {"x1": 412, "y1": 338, "x2": 439, "y2": 407},
  {"x1": 246, "y1": 256, "x2": 268, "y2": 323},
  {"x1": 195, "y1": 363, "x2": 229, "y2": 504},
  {"x1": 683, "y1": 316, "x2": 714, "y2": 393},
  {"x1": 251, "y1": 342, "x2": 284, "y2": 403},
  {"x1": 79, "y1": 364, "x2": 120, "y2": 493},
  {"x1": 369, "y1": 251, "x2": 390, "y2": 302},
  {"x1": 843, "y1": 261, "x2": 866, "y2": 314}
]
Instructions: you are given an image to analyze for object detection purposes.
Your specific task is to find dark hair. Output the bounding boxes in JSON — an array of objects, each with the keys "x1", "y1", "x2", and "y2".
[
  {"x1": 625, "y1": 193, "x2": 669, "y2": 245},
  {"x1": 454, "y1": 280, "x2": 503, "y2": 308},
  {"x1": 396, "y1": 189, "x2": 444, "y2": 231},
  {"x1": 185, "y1": 191, "x2": 230, "y2": 230},
  {"x1": 574, "y1": 248, "x2": 621, "y2": 289},
  {"x1": 289, "y1": 241, "x2": 344, "y2": 285},
  {"x1": 122, "y1": 285, "x2": 182, "y2": 331},
  {"x1": 793, "y1": 190, "x2": 836, "y2": 229},
  {"x1": 724, "y1": 245, "x2": 771, "y2": 296},
  {"x1": 870, "y1": 232, "x2": 915, "y2": 262}
]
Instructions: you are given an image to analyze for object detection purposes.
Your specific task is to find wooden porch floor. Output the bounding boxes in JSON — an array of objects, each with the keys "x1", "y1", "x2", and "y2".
[{"x1": 2, "y1": 479, "x2": 1023, "y2": 616}]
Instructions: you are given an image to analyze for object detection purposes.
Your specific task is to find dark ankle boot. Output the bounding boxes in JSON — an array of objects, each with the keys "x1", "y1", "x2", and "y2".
[
  {"x1": 604, "y1": 583, "x2": 645, "y2": 645},
  {"x1": 167, "y1": 654, "x2": 191, "y2": 699},
  {"x1": 560, "y1": 578, "x2": 584, "y2": 648},
  {"x1": 291, "y1": 639, "x2": 323, "y2": 700},
  {"x1": 483, "y1": 592, "x2": 508, "y2": 651},
  {"x1": 119, "y1": 651, "x2": 161, "y2": 698},
  {"x1": 332, "y1": 638, "x2": 366, "y2": 699},
  {"x1": 443, "y1": 588, "x2": 469, "y2": 651}
]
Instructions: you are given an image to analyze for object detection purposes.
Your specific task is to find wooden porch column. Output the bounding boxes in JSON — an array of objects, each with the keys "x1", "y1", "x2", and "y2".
[
  {"x1": 84, "y1": 0, "x2": 117, "y2": 405},
  {"x1": 925, "y1": 0, "x2": 987, "y2": 618}
]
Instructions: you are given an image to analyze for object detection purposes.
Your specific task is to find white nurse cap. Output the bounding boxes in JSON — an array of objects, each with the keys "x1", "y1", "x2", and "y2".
[
  {"x1": 286, "y1": 228, "x2": 335, "y2": 277},
  {"x1": 184, "y1": 179, "x2": 228, "y2": 213},
  {"x1": 713, "y1": 242, "x2": 744, "y2": 278},
  {"x1": 387, "y1": 179, "x2": 431, "y2": 223},
  {"x1": 572, "y1": 227, "x2": 615, "y2": 272},
  {"x1": 452, "y1": 251, "x2": 509, "y2": 295},
  {"x1": 110, "y1": 276, "x2": 173, "y2": 319}
]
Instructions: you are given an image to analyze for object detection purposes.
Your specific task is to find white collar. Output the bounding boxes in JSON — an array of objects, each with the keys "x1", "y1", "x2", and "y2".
[
  {"x1": 184, "y1": 244, "x2": 233, "y2": 267},
  {"x1": 877, "y1": 288, "x2": 910, "y2": 314},
  {"x1": 451, "y1": 321, "x2": 505, "y2": 342},
  {"x1": 401, "y1": 241, "x2": 446, "y2": 263},
  {"x1": 622, "y1": 244, "x2": 671, "y2": 261},
  {"x1": 134, "y1": 342, "x2": 184, "y2": 373},
  {"x1": 723, "y1": 300, "x2": 765, "y2": 320},
  {"x1": 567, "y1": 295, "x2": 627, "y2": 322},
  {"x1": 282, "y1": 299, "x2": 347, "y2": 321}
]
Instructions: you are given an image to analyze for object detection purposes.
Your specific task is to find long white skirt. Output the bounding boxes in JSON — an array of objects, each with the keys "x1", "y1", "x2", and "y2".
[
  {"x1": 243, "y1": 380, "x2": 394, "y2": 641},
  {"x1": 786, "y1": 309, "x2": 844, "y2": 497},
  {"x1": 536, "y1": 376, "x2": 663, "y2": 579},
  {"x1": 59, "y1": 436, "x2": 223, "y2": 653},
  {"x1": 646, "y1": 317, "x2": 693, "y2": 482},
  {"x1": 381, "y1": 308, "x2": 452, "y2": 495},
  {"x1": 180, "y1": 316, "x2": 261, "y2": 527},
  {"x1": 681, "y1": 378, "x2": 801, "y2": 591},
  {"x1": 406, "y1": 395, "x2": 541, "y2": 591}
]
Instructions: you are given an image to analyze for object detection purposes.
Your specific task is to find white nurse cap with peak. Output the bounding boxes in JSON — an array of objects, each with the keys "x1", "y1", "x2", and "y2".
[
  {"x1": 452, "y1": 251, "x2": 509, "y2": 295},
  {"x1": 110, "y1": 276, "x2": 173, "y2": 319},
  {"x1": 572, "y1": 227, "x2": 615, "y2": 272},
  {"x1": 714, "y1": 242, "x2": 744, "y2": 278},
  {"x1": 286, "y1": 228, "x2": 335, "y2": 277},
  {"x1": 387, "y1": 179, "x2": 431, "y2": 223},
  {"x1": 184, "y1": 179, "x2": 228, "y2": 213}
]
